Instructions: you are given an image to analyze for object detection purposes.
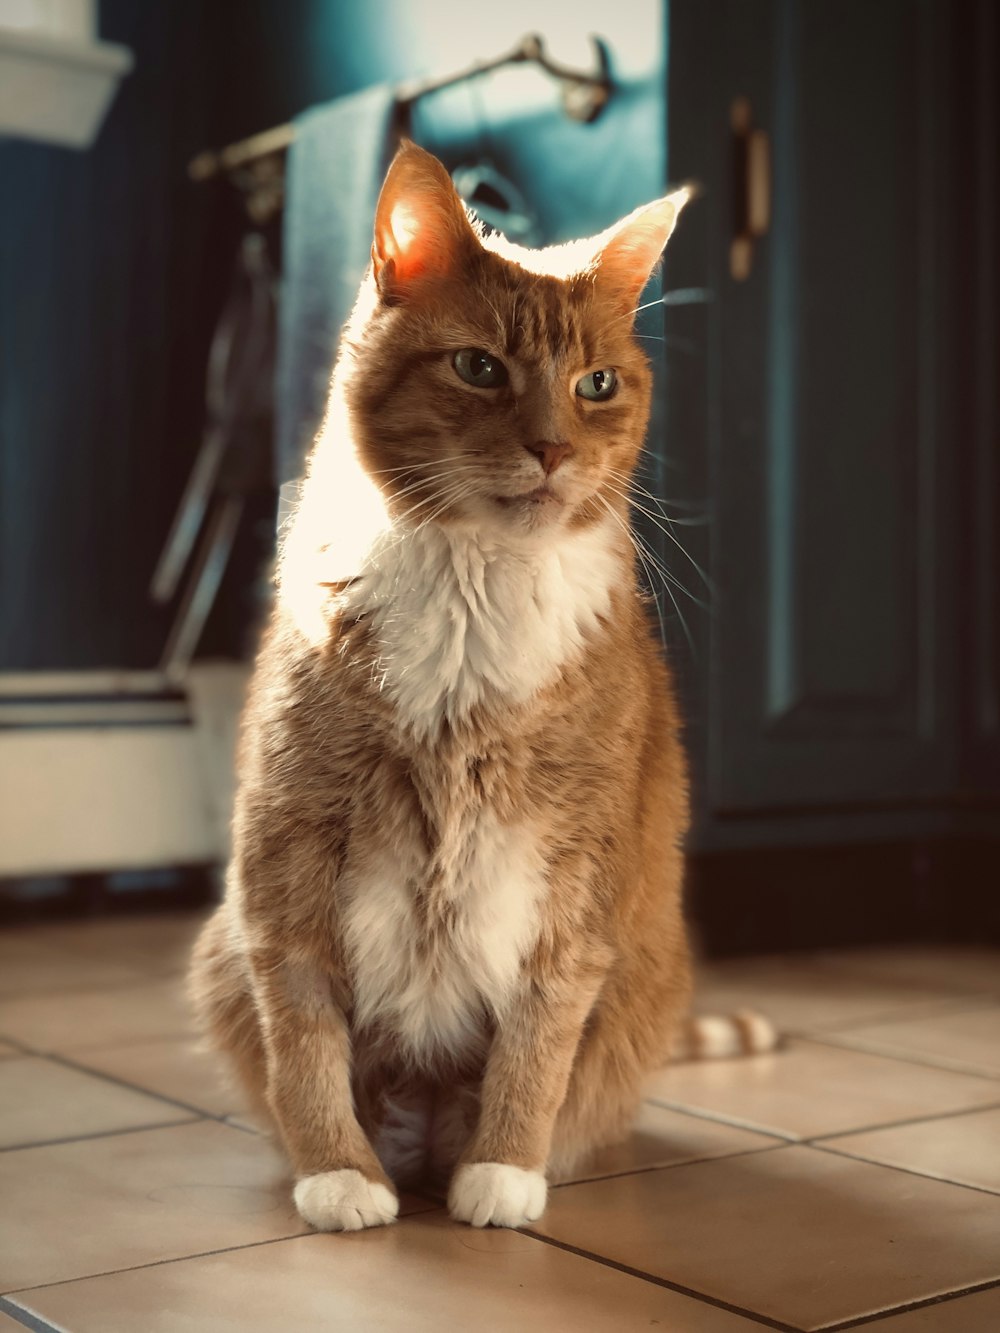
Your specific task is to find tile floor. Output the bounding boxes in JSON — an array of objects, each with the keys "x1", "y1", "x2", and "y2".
[{"x1": 0, "y1": 915, "x2": 997, "y2": 1331}]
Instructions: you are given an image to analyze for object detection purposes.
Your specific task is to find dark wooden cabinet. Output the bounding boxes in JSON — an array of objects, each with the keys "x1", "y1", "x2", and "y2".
[{"x1": 661, "y1": 1, "x2": 999, "y2": 898}]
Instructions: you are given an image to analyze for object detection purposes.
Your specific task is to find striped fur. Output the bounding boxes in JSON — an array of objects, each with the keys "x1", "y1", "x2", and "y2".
[
  {"x1": 190, "y1": 145, "x2": 718, "y2": 1234},
  {"x1": 673, "y1": 1010, "x2": 780, "y2": 1061}
]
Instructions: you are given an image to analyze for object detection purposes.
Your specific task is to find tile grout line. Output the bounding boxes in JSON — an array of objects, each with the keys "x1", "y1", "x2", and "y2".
[
  {"x1": 551, "y1": 1141, "x2": 789, "y2": 1192},
  {"x1": 0, "y1": 1117, "x2": 206, "y2": 1155},
  {"x1": 798, "y1": 1034, "x2": 1000, "y2": 1084},
  {"x1": 520, "y1": 1229, "x2": 803, "y2": 1332},
  {"x1": 1, "y1": 1231, "x2": 314, "y2": 1300},
  {"x1": 785, "y1": 995, "x2": 1000, "y2": 1038},
  {"x1": 805, "y1": 1098, "x2": 1000, "y2": 1144},
  {"x1": 807, "y1": 1140, "x2": 1000, "y2": 1199},
  {"x1": 647, "y1": 1093, "x2": 1000, "y2": 1150},
  {"x1": 643, "y1": 1094, "x2": 802, "y2": 1141},
  {"x1": 0, "y1": 968, "x2": 191, "y2": 1005},
  {"x1": 815, "y1": 1274, "x2": 1000, "y2": 1330},
  {"x1": 42, "y1": 1049, "x2": 240, "y2": 1123},
  {"x1": 639, "y1": 1094, "x2": 794, "y2": 1140}
]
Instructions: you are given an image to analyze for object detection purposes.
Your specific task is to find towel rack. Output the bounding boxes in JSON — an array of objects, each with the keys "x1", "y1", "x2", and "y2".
[{"x1": 188, "y1": 33, "x2": 612, "y2": 186}]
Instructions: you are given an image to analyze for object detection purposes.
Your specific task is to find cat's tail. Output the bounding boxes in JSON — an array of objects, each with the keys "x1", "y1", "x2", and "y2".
[{"x1": 672, "y1": 1010, "x2": 779, "y2": 1061}]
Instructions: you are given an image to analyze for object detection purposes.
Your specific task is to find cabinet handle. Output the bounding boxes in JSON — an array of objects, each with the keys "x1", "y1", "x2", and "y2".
[{"x1": 730, "y1": 96, "x2": 771, "y2": 281}]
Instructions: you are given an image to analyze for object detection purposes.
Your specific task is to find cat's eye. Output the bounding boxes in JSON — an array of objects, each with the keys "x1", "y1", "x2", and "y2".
[
  {"x1": 453, "y1": 348, "x2": 508, "y2": 389},
  {"x1": 576, "y1": 369, "x2": 618, "y2": 401}
]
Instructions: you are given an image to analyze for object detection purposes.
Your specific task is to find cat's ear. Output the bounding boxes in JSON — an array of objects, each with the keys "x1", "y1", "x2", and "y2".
[
  {"x1": 593, "y1": 187, "x2": 693, "y2": 312},
  {"x1": 372, "y1": 142, "x2": 477, "y2": 301}
]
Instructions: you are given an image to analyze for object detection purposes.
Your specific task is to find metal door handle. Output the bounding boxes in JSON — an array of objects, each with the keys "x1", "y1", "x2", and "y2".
[{"x1": 730, "y1": 97, "x2": 771, "y2": 280}]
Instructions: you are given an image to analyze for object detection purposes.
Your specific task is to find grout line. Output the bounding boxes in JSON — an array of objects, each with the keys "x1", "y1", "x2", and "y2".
[
  {"x1": 808, "y1": 1140, "x2": 1000, "y2": 1199},
  {"x1": 0, "y1": 1296, "x2": 63, "y2": 1333},
  {"x1": 793, "y1": 996, "x2": 1000, "y2": 1037},
  {"x1": 0, "y1": 1117, "x2": 205, "y2": 1155},
  {"x1": 0, "y1": 969, "x2": 190, "y2": 1005},
  {"x1": 799, "y1": 1034, "x2": 1000, "y2": 1084},
  {"x1": 43, "y1": 1050, "x2": 230, "y2": 1122},
  {"x1": 520, "y1": 1229, "x2": 802, "y2": 1332},
  {"x1": 638, "y1": 1096, "x2": 791, "y2": 1142},
  {"x1": 551, "y1": 1141, "x2": 787, "y2": 1191},
  {"x1": 805, "y1": 1098, "x2": 1000, "y2": 1144},
  {"x1": 3, "y1": 1231, "x2": 314, "y2": 1299},
  {"x1": 0, "y1": 1036, "x2": 33, "y2": 1057},
  {"x1": 815, "y1": 1275, "x2": 1000, "y2": 1330},
  {"x1": 643, "y1": 1095, "x2": 801, "y2": 1141},
  {"x1": 219, "y1": 1115, "x2": 261, "y2": 1136}
]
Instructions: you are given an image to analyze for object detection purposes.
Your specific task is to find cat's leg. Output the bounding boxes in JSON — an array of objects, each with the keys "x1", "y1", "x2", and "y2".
[
  {"x1": 448, "y1": 977, "x2": 602, "y2": 1228},
  {"x1": 246, "y1": 949, "x2": 397, "y2": 1232},
  {"x1": 426, "y1": 1082, "x2": 480, "y2": 1187},
  {"x1": 189, "y1": 906, "x2": 274, "y2": 1132},
  {"x1": 549, "y1": 926, "x2": 692, "y2": 1179},
  {"x1": 546, "y1": 1001, "x2": 654, "y2": 1180}
]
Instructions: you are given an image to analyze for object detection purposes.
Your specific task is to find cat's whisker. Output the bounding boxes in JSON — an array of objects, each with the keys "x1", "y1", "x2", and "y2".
[
  {"x1": 603, "y1": 466, "x2": 708, "y2": 515},
  {"x1": 370, "y1": 457, "x2": 484, "y2": 478},
  {"x1": 597, "y1": 496, "x2": 668, "y2": 652},
  {"x1": 603, "y1": 481, "x2": 712, "y2": 554},
  {"x1": 387, "y1": 468, "x2": 484, "y2": 505},
  {"x1": 623, "y1": 518, "x2": 698, "y2": 659},
  {"x1": 617, "y1": 295, "x2": 669, "y2": 322},
  {"x1": 599, "y1": 481, "x2": 712, "y2": 609},
  {"x1": 604, "y1": 474, "x2": 710, "y2": 528}
]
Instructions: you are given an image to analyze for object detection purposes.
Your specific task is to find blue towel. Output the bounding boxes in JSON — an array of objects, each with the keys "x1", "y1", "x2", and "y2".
[{"x1": 275, "y1": 85, "x2": 405, "y2": 487}]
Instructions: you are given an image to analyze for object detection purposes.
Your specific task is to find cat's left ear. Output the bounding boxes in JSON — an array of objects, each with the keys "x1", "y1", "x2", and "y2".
[
  {"x1": 372, "y1": 142, "x2": 478, "y2": 302},
  {"x1": 593, "y1": 187, "x2": 693, "y2": 313}
]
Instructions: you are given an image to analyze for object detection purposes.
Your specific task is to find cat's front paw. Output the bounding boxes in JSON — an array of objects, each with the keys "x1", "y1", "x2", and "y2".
[
  {"x1": 448, "y1": 1162, "x2": 547, "y2": 1228},
  {"x1": 293, "y1": 1169, "x2": 399, "y2": 1232}
]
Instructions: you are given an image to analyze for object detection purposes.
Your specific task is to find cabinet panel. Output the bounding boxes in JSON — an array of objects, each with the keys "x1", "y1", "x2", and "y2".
[{"x1": 665, "y1": 0, "x2": 959, "y2": 832}]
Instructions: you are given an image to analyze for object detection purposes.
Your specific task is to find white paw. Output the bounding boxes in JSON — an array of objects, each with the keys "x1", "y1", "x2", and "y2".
[
  {"x1": 293, "y1": 1169, "x2": 398, "y2": 1232},
  {"x1": 448, "y1": 1162, "x2": 547, "y2": 1228}
]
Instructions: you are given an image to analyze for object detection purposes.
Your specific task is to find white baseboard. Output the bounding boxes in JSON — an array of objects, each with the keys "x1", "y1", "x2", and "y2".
[{"x1": 0, "y1": 666, "x2": 248, "y2": 878}]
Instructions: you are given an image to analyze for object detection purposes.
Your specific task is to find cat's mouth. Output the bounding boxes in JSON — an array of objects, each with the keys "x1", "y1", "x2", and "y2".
[{"x1": 494, "y1": 485, "x2": 564, "y2": 510}]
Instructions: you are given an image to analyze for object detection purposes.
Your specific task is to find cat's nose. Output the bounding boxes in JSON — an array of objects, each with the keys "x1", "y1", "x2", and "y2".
[{"x1": 525, "y1": 440, "x2": 574, "y2": 476}]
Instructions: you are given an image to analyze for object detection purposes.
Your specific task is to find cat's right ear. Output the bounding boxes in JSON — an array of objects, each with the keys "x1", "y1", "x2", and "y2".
[
  {"x1": 372, "y1": 143, "x2": 477, "y2": 302},
  {"x1": 593, "y1": 186, "x2": 694, "y2": 314}
]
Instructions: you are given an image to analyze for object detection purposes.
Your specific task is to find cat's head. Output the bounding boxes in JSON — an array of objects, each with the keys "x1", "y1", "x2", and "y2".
[{"x1": 342, "y1": 142, "x2": 689, "y2": 541}]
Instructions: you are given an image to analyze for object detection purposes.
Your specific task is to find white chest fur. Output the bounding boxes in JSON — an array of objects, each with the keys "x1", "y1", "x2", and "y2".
[
  {"x1": 336, "y1": 515, "x2": 618, "y2": 1065},
  {"x1": 346, "y1": 517, "x2": 621, "y2": 737},
  {"x1": 341, "y1": 811, "x2": 548, "y2": 1065}
]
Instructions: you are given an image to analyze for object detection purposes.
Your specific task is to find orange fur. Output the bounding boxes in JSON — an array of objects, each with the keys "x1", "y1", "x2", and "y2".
[{"x1": 190, "y1": 145, "x2": 697, "y2": 1230}]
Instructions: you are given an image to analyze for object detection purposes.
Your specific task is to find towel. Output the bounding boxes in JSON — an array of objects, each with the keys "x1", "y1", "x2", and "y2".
[{"x1": 275, "y1": 85, "x2": 406, "y2": 487}]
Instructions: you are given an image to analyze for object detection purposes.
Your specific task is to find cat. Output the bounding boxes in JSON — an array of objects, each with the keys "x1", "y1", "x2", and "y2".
[{"x1": 189, "y1": 142, "x2": 773, "y2": 1234}]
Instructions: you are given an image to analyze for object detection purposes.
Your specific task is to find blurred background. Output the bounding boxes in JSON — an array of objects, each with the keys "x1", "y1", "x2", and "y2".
[{"x1": 0, "y1": 0, "x2": 997, "y2": 955}]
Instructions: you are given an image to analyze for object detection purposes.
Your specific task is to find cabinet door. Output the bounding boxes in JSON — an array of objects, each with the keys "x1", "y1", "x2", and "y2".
[{"x1": 664, "y1": 0, "x2": 960, "y2": 840}]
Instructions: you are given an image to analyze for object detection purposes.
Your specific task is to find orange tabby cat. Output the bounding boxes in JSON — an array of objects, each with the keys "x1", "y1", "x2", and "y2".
[{"x1": 190, "y1": 143, "x2": 766, "y2": 1233}]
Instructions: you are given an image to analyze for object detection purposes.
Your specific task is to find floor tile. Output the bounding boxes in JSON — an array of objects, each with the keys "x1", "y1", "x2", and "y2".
[
  {"x1": 71, "y1": 1035, "x2": 246, "y2": 1118},
  {"x1": 21, "y1": 911, "x2": 207, "y2": 978},
  {"x1": 824, "y1": 1106, "x2": 1000, "y2": 1195},
  {"x1": 0, "y1": 977, "x2": 193, "y2": 1054},
  {"x1": 816, "y1": 947, "x2": 1000, "y2": 997},
  {"x1": 0, "y1": 1119, "x2": 309, "y2": 1290},
  {"x1": 644, "y1": 1038, "x2": 1000, "y2": 1139},
  {"x1": 10, "y1": 1210, "x2": 765, "y2": 1333},
  {"x1": 0, "y1": 932, "x2": 148, "y2": 997},
  {"x1": 533, "y1": 1144, "x2": 1000, "y2": 1330},
  {"x1": 862, "y1": 1285, "x2": 1000, "y2": 1330},
  {"x1": 694, "y1": 957, "x2": 971, "y2": 1034},
  {"x1": 0, "y1": 1055, "x2": 195, "y2": 1149},
  {"x1": 0, "y1": 1309, "x2": 29, "y2": 1331},
  {"x1": 0, "y1": 1043, "x2": 18, "y2": 1059},
  {"x1": 821, "y1": 1006, "x2": 1000, "y2": 1079},
  {"x1": 554, "y1": 1101, "x2": 780, "y2": 1185}
]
